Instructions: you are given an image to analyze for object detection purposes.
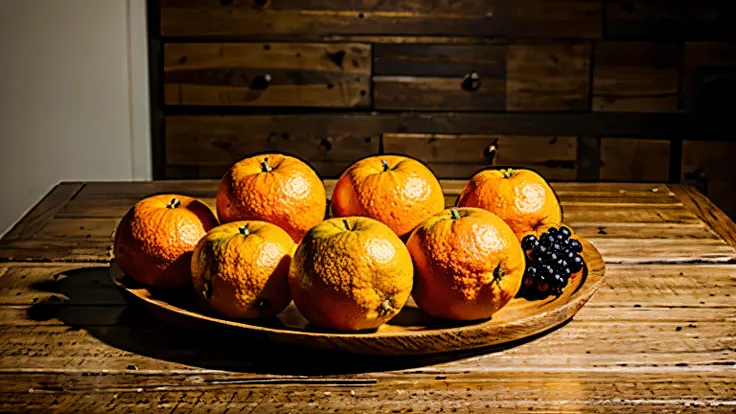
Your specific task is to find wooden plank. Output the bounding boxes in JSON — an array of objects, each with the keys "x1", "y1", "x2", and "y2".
[
  {"x1": 600, "y1": 138, "x2": 670, "y2": 181},
  {"x1": 577, "y1": 136, "x2": 600, "y2": 181},
  {"x1": 682, "y1": 42, "x2": 736, "y2": 112},
  {"x1": 164, "y1": 43, "x2": 370, "y2": 107},
  {"x1": 373, "y1": 44, "x2": 506, "y2": 78},
  {"x1": 3, "y1": 262, "x2": 734, "y2": 317},
  {"x1": 373, "y1": 76, "x2": 505, "y2": 111},
  {"x1": 372, "y1": 40, "x2": 507, "y2": 111},
  {"x1": 160, "y1": 0, "x2": 602, "y2": 40},
  {"x1": 1, "y1": 319, "x2": 733, "y2": 374},
  {"x1": 2, "y1": 183, "x2": 84, "y2": 241},
  {"x1": 163, "y1": 113, "x2": 733, "y2": 148},
  {"x1": 605, "y1": 1, "x2": 736, "y2": 40},
  {"x1": 165, "y1": 115, "x2": 380, "y2": 178},
  {"x1": 506, "y1": 43, "x2": 591, "y2": 111},
  {"x1": 681, "y1": 141, "x2": 736, "y2": 218},
  {"x1": 587, "y1": 238, "x2": 735, "y2": 264},
  {"x1": 593, "y1": 42, "x2": 680, "y2": 112},
  {"x1": 36, "y1": 218, "x2": 117, "y2": 240},
  {"x1": 1, "y1": 373, "x2": 734, "y2": 413},
  {"x1": 382, "y1": 133, "x2": 577, "y2": 179},
  {"x1": 672, "y1": 185, "x2": 736, "y2": 250},
  {"x1": 0, "y1": 240, "x2": 112, "y2": 263}
]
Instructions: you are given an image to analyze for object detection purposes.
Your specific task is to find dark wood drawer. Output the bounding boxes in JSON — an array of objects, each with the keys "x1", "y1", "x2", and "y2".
[
  {"x1": 164, "y1": 42, "x2": 371, "y2": 107},
  {"x1": 165, "y1": 115, "x2": 382, "y2": 178},
  {"x1": 382, "y1": 133, "x2": 578, "y2": 180},
  {"x1": 593, "y1": 42, "x2": 681, "y2": 113},
  {"x1": 160, "y1": 0, "x2": 601, "y2": 40},
  {"x1": 374, "y1": 43, "x2": 591, "y2": 111}
]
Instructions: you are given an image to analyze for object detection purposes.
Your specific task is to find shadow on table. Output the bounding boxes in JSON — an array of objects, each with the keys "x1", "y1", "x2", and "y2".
[{"x1": 26, "y1": 266, "x2": 566, "y2": 375}]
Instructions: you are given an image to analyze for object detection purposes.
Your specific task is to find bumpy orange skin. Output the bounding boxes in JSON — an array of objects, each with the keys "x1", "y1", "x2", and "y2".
[
  {"x1": 191, "y1": 221, "x2": 295, "y2": 319},
  {"x1": 331, "y1": 155, "x2": 445, "y2": 239},
  {"x1": 216, "y1": 154, "x2": 326, "y2": 242},
  {"x1": 114, "y1": 195, "x2": 218, "y2": 288},
  {"x1": 407, "y1": 207, "x2": 525, "y2": 321},
  {"x1": 457, "y1": 168, "x2": 562, "y2": 240},
  {"x1": 288, "y1": 217, "x2": 414, "y2": 331}
]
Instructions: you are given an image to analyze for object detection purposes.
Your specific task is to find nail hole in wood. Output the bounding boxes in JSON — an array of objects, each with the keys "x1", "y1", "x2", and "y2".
[
  {"x1": 296, "y1": 52, "x2": 301, "y2": 57},
  {"x1": 360, "y1": 90, "x2": 367, "y2": 96},
  {"x1": 327, "y1": 83, "x2": 334, "y2": 89},
  {"x1": 263, "y1": 44, "x2": 271, "y2": 51},
  {"x1": 280, "y1": 133, "x2": 290, "y2": 140},
  {"x1": 358, "y1": 13, "x2": 365, "y2": 19},
  {"x1": 179, "y1": 56, "x2": 187, "y2": 64},
  {"x1": 364, "y1": 137, "x2": 372, "y2": 143},
  {"x1": 320, "y1": 138, "x2": 333, "y2": 152}
]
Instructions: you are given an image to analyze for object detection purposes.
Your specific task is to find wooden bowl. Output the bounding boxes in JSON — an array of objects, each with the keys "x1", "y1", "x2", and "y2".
[{"x1": 110, "y1": 237, "x2": 605, "y2": 355}]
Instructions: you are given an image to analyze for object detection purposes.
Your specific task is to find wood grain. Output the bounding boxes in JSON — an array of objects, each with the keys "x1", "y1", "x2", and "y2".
[
  {"x1": 164, "y1": 43, "x2": 370, "y2": 107},
  {"x1": 682, "y1": 42, "x2": 736, "y2": 112},
  {"x1": 605, "y1": 1, "x2": 736, "y2": 40},
  {"x1": 2, "y1": 183, "x2": 85, "y2": 241},
  {"x1": 165, "y1": 115, "x2": 380, "y2": 178},
  {"x1": 373, "y1": 76, "x2": 505, "y2": 111},
  {"x1": 593, "y1": 42, "x2": 681, "y2": 112},
  {"x1": 2, "y1": 373, "x2": 734, "y2": 413},
  {"x1": 600, "y1": 138, "x2": 670, "y2": 181},
  {"x1": 382, "y1": 133, "x2": 577, "y2": 179},
  {"x1": 672, "y1": 184, "x2": 736, "y2": 251},
  {"x1": 8, "y1": 181, "x2": 734, "y2": 264},
  {"x1": 506, "y1": 43, "x2": 591, "y2": 111},
  {"x1": 681, "y1": 141, "x2": 736, "y2": 218},
  {"x1": 160, "y1": 0, "x2": 602, "y2": 40},
  {"x1": 373, "y1": 44, "x2": 506, "y2": 110}
]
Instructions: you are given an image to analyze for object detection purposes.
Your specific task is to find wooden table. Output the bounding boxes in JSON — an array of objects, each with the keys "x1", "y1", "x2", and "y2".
[{"x1": 1, "y1": 180, "x2": 735, "y2": 413}]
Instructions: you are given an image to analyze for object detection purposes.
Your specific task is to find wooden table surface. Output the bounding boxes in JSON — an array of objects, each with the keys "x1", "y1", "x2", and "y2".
[{"x1": 1, "y1": 180, "x2": 735, "y2": 413}]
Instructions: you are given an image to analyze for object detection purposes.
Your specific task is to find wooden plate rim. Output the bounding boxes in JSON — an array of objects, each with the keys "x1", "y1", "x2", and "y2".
[{"x1": 111, "y1": 237, "x2": 605, "y2": 340}]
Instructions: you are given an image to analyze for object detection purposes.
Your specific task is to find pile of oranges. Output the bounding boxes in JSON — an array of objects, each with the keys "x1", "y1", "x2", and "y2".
[{"x1": 114, "y1": 153, "x2": 573, "y2": 331}]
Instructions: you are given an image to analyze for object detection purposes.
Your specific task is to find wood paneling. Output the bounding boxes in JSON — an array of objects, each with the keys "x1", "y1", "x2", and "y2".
[
  {"x1": 605, "y1": 1, "x2": 736, "y2": 40},
  {"x1": 382, "y1": 133, "x2": 577, "y2": 179},
  {"x1": 682, "y1": 141, "x2": 736, "y2": 217},
  {"x1": 373, "y1": 44, "x2": 505, "y2": 110},
  {"x1": 600, "y1": 138, "x2": 670, "y2": 181},
  {"x1": 165, "y1": 115, "x2": 381, "y2": 177},
  {"x1": 160, "y1": 0, "x2": 602, "y2": 40},
  {"x1": 682, "y1": 42, "x2": 736, "y2": 112},
  {"x1": 164, "y1": 43, "x2": 370, "y2": 107},
  {"x1": 593, "y1": 42, "x2": 681, "y2": 112},
  {"x1": 373, "y1": 76, "x2": 505, "y2": 110},
  {"x1": 506, "y1": 43, "x2": 591, "y2": 111},
  {"x1": 164, "y1": 114, "x2": 733, "y2": 180}
]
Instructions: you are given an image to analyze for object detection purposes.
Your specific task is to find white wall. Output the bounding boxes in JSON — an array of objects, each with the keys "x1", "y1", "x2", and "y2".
[{"x1": 0, "y1": 0, "x2": 151, "y2": 236}]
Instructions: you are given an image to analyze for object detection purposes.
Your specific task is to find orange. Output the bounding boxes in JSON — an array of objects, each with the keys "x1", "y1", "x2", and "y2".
[
  {"x1": 456, "y1": 168, "x2": 561, "y2": 239},
  {"x1": 114, "y1": 195, "x2": 218, "y2": 287},
  {"x1": 331, "y1": 155, "x2": 444, "y2": 239},
  {"x1": 191, "y1": 221, "x2": 295, "y2": 319},
  {"x1": 407, "y1": 207, "x2": 525, "y2": 321},
  {"x1": 216, "y1": 153, "x2": 326, "y2": 242},
  {"x1": 288, "y1": 216, "x2": 413, "y2": 331}
]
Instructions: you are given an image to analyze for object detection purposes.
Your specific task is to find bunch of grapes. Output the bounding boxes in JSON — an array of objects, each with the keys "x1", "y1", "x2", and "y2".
[{"x1": 518, "y1": 226, "x2": 584, "y2": 298}]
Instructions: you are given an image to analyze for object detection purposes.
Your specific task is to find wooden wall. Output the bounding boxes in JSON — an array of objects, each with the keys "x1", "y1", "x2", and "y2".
[{"x1": 150, "y1": 0, "x2": 736, "y2": 215}]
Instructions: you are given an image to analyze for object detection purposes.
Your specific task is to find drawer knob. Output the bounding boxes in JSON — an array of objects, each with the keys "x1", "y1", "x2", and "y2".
[
  {"x1": 251, "y1": 74, "x2": 272, "y2": 90},
  {"x1": 462, "y1": 72, "x2": 482, "y2": 91},
  {"x1": 483, "y1": 138, "x2": 499, "y2": 165}
]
